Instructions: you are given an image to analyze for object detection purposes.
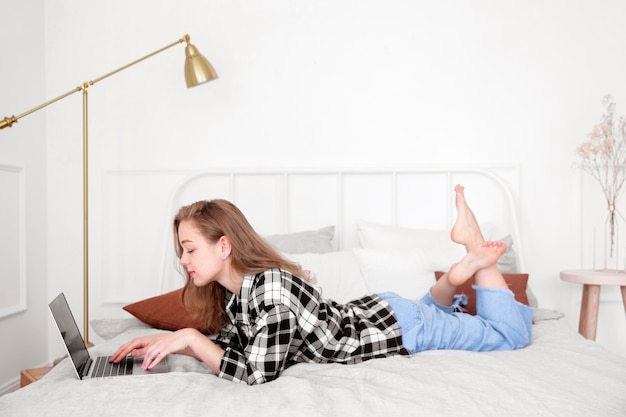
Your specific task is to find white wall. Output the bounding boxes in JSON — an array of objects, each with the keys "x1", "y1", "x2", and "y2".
[
  {"x1": 3, "y1": 0, "x2": 626, "y2": 390},
  {"x1": 0, "y1": 0, "x2": 48, "y2": 393},
  {"x1": 46, "y1": 0, "x2": 626, "y2": 357}
]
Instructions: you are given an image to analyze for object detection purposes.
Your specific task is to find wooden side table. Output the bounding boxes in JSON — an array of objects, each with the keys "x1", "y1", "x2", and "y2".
[
  {"x1": 20, "y1": 366, "x2": 54, "y2": 388},
  {"x1": 560, "y1": 269, "x2": 626, "y2": 340}
]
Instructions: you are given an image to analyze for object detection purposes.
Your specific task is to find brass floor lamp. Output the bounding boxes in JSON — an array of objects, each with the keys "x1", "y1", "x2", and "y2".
[{"x1": 1, "y1": 33, "x2": 217, "y2": 346}]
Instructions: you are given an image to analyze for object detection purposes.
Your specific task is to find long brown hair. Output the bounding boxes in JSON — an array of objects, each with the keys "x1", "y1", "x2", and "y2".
[{"x1": 173, "y1": 199, "x2": 311, "y2": 334}]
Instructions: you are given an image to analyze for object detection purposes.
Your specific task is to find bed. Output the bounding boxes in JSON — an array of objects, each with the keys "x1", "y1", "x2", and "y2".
[{"x1": 2, "y1": 166, "x2": 625, "y2": 417}]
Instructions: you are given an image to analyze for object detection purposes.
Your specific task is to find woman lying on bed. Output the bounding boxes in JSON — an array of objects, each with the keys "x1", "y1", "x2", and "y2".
[{"x1": 111, "y1": 185, "x2": 533, "y2": 385}]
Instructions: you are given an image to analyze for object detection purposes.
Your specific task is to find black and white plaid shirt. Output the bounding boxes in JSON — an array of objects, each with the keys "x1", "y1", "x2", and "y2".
[{"x1": 214, "y1": 268, "x2": 409, "y2": 385}]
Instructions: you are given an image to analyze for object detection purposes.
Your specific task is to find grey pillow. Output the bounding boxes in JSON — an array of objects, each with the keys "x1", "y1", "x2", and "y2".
[
  {"x1": 497, "y1": 235, "x2": 518, "y2": 273},
  {"x1": 265, "y1": 226, "x2": 335, "y2": 254}
]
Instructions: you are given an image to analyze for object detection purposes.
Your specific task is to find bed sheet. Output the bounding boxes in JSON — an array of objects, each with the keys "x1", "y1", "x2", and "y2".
[{"x1": 2, "y1": 312, "x2": 625, "y2": 417}]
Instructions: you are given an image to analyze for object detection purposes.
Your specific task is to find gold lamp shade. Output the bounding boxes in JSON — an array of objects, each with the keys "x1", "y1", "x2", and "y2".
[{"x1": 185, "y1": 43, "x2": 218, "y2": 87}]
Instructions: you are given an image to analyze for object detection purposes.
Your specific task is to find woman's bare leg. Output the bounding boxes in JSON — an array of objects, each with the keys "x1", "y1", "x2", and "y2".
[
  {"x1": 447, "y1": 241, "x2": 506, "y2": 286},
  {"x1": 450, "y1": 184, "x2": 484, "y2": 252},
  {"x1": 430, "y1": 185, "x2": 509, "y2": 306},
  {"x1": 431, "y1": 242, "x2": 507, "y2": 305}
]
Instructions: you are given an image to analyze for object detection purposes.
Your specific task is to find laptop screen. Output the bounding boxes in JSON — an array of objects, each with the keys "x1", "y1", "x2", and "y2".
[{"x1": 49, "y1": 293, "x2": 91, "y2": 376}]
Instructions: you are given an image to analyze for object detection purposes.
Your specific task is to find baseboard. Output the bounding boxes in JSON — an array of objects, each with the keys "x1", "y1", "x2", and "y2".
[{"x1": 0, "y1": 377, "x2": 20, "y2": 397}]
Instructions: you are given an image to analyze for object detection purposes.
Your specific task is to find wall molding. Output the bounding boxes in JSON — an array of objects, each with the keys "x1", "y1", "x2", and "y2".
[{"x1": 0, "y1": 164, "x2": 27, "y2": 319}]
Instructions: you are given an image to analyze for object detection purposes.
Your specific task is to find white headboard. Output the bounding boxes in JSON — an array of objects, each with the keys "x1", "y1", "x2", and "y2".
[{"x1": 157, "y1": 165, "x2": 523, "y2": 292}]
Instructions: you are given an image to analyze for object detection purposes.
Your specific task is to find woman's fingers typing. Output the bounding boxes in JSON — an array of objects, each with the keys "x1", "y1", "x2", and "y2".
[{"x1": 110, "y1": 334, "x2": 162, "y2": 363}]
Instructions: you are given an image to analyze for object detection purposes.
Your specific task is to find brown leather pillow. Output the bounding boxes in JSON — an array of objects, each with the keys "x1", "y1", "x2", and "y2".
[
  {"x1": 434, "y1": 272, "x2": 530, "y2": 315},
  {"x1": 123, "y1": 288, "x2": 209, "y2": 333}
]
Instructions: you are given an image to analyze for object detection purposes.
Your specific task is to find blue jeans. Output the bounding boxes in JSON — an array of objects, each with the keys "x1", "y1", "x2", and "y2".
[{"x1": 379, "y1": 287, "x2": 533, "y2": 354}]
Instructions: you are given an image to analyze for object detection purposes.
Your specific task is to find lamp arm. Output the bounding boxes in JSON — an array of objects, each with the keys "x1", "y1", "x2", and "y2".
[
  {"x1": 89, "y1": 36, "x2": 186, "y2": 86},
  {"x1": 1, "y1": 86, "x2": 82, "y2": 129},
  {"x1": 1, "y1": 34, "x2": 191, "y2": 130}
]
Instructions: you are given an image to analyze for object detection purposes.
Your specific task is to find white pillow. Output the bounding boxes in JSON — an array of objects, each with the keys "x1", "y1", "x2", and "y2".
[
  {"x1": 352, "y1": 248, "x2": 437, "y2": 299},
  {"x1": 354, "y1": 221, "x2": 534, "y2": 306},
  {"x1": 357, "y1": 220, "x2": 466, "y2": 270},
  {"x1": 356, "y1": 220, "x2": 518, "y2": 273},
  {"x1": 357, "y1": 220, "x2": 451, "y2": 250},
  {"x1": 283, "y1": 251, "x2": 369, "y2": 303}
]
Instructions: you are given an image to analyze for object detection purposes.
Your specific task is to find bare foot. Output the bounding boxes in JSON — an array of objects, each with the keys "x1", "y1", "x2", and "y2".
[
  {"x1": 450, "y1": 184, "x2": 484, "y2": 251},
  {"x1": 448, "y1": 241, "x2": 506, "y2": 286}
]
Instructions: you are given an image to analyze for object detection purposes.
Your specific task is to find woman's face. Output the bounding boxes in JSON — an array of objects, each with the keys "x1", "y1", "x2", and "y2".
[{"x1": 177, "y1": 219, "x2": 227, "y2": 287}]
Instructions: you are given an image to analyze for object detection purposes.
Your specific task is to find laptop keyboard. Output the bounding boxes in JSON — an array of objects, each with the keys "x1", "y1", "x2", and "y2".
[{"x1": 92, "y1": 355, "x2": 134, "y2": 377}]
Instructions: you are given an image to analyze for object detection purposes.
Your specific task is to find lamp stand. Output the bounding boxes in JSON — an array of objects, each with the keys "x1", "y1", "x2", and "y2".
[{"x1": 82, "y1": 84, "x2": 90, "y2": 345}]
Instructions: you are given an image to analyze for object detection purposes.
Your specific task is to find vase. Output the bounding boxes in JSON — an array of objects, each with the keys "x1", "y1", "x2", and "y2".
[{"x1": 593, "y1": 206, "x2": 626, "y2": 272}]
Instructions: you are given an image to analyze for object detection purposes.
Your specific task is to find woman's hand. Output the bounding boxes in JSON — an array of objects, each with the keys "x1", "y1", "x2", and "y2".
[
  {"x1": 139, "y1": 328, "x2": 204, "y2": 370},
  {"x1": 110, "y1": 333, "x2": 165, "y2": 363},
  {"x1": 110, "y1": 328, "x2": 225, "y2": 373}
]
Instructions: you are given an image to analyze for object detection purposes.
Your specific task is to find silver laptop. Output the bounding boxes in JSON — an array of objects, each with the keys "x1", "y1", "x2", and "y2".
[{"x1": 49, "y1": 292, "x2": 169, "y2": 379}]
